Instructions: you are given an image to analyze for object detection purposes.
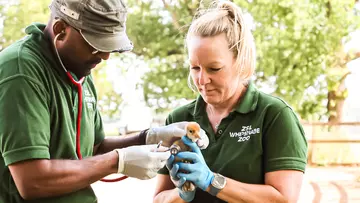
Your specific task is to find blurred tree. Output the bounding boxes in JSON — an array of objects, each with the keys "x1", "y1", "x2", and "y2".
[
  {"x1": 237, "y1": 0, "x2": 360, "y2": 122},
  {"x1": 92, "y1": 62, "x2": 124, "y2": 119},
  {"x1": 126, "y1": 0, "x2": 200, "y2": 113},
  {"x1": 130, "y1": 0, "x2": 360, "y2": 121},
  {"x1": 0, "y1": 0, "x2": 49, "y2": 50},
  {"x1": 323, "y1": 2, "x2": 360, "y2": 123}
]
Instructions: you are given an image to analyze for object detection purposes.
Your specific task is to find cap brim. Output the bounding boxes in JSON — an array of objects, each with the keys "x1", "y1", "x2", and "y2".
[{"x1": 80, "y1": 31, "x2": 133, "y2": 53}]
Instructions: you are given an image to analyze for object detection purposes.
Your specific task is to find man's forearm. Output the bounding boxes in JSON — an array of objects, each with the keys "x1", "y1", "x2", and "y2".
[
  {"x1": 95, "y1": 129, "x2": 148, "y2": 155},
  {"x1": 9, "y1": 151, "x2": 118, "y2": 200}
]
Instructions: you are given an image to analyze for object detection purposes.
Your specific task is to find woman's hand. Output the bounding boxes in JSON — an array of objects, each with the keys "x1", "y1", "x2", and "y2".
[
  {"x1": 174, "y1": 136, "x2": 214, "y2": 191},
  {"x1": 166, "y1": 154, "x2": 196, "y2": 202}
]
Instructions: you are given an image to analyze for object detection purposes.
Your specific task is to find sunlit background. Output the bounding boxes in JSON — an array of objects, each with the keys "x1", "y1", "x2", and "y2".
[{"x1": 1, "y1": 0, "x2": 360, "y2": 202}]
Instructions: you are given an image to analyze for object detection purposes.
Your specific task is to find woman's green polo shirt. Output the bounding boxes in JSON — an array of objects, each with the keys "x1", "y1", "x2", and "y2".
[{"x1": 159, "y1": 82, "x2": 308, "y2": 203}]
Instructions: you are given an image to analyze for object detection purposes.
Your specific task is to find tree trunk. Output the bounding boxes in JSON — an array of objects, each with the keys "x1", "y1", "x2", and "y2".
[
  {"x1": 327, "y1": 72, "x2": 350, "y2": 123},
  {"x1": 327, "y1": 92, "x2": 345, "y2": 123}
]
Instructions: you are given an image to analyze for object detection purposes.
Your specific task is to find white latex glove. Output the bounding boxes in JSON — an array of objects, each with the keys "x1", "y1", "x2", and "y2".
[
  {"x1": 114, "y1": 145, "x2": 170, "y2": 180},
  {"x1": 146, "y1": 121, "x2": 209, "y2": 149}
]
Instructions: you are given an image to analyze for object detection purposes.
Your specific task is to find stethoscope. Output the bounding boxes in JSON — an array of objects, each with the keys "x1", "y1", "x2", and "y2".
[{"x1": 53, "y1": 31, "x2": 128, "y2": 182}]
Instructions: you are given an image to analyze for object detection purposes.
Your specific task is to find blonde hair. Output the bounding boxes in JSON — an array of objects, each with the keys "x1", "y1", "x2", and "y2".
[{"x1": 186, "y1": 0, "x2": 256, "y2": 90}]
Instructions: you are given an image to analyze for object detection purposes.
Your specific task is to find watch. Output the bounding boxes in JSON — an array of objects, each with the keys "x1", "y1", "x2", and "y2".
[{"x1": 209, "y1": 173, "x2": 226, "y2": 196}]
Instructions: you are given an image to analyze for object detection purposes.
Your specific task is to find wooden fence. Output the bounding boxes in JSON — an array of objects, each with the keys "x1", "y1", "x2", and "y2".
[{"x1": 303, "y1": 122, "x2": 360, "y2": 166}]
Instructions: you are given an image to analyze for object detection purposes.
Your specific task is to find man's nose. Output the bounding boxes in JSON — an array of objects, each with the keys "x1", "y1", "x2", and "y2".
[{"x1": 98, "y1": 52, "x2": 111, "y2": 60}]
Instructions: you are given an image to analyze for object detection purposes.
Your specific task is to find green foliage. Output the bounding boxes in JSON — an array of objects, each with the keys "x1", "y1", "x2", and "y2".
[
  {"x1": 126, "y1": 0, "x2": 201, "y2": 113},
  {"x1": 0, "y1": 0, "x2": 49, "y2": 50},
  {"x1": 126, "y1": 1, "x2": 186, "y2": 58},
  {"x1": 126, "y1": 0, "x2": 205, "y2": 113},
  {"x1": 236, "y1": 0, "x2": 359, "y2": 120},
  {"x1": 141, "y1": 54, "x2": 196, "y2": 113}
]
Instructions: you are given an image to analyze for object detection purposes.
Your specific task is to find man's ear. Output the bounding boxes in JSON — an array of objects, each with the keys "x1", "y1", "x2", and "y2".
[{"x1": 53, "y1": 19, "x2": 67, "y2": 39}]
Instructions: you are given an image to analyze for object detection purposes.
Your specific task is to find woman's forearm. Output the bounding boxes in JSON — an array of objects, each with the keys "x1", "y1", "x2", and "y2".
[
  {"x1": 154, "y1": 188, "x2": 187, "y2": 203},
  {"x1": 209, "y1": 178, "x2": 289, "y2": 203}
]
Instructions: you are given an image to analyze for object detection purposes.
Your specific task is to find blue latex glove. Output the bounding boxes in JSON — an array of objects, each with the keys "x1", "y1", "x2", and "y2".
[
  {"x1": 174, "y1": 136, "x2": 214, "y2": 191},
  {"x1": 166, "y1": 155, "x2": 196, "y2": 202}
]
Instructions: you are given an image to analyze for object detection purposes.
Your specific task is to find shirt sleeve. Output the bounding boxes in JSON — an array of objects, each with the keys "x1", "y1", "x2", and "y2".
[
  {"x1": 94, "y1": 109, "x2": 105, "y2": 146},
  {"x1": 0, "y1": 76, "x2": 50, "y2": 166},
  {"x1": 263, "y1": 107, "x2": 308, "y2": 173}
]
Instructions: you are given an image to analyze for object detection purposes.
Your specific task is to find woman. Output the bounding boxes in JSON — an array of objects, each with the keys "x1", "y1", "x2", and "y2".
[{"x1": 153, "y1": 1, "x2": 307, "y2": 203}]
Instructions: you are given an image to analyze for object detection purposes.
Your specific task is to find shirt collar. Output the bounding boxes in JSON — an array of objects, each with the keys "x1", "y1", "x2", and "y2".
[
  {"x1": 188, "y1": 81, "x2": 259, "y2": 116},
  {"x1": 234, "y1": 81, "x2": 259, "y2": 114},
  {"x1": 25, "y1": 23, "x2": 46, "y2": 35}
]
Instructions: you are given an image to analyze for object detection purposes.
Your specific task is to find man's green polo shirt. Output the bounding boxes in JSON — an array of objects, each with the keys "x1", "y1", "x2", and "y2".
[
  {"x1": 159, "y1": 82, "x2": 308, "y2": 203},
  {"x1": 0, "y1": 23, "x2": 105, "y2": 203}
]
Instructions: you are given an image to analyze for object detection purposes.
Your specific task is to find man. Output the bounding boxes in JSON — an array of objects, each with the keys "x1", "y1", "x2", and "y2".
[{"x1": 0, "y1": 0, "x2": 208, "y2": 202}]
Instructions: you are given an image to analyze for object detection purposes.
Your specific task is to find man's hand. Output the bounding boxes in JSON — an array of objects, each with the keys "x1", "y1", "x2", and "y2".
[
  {"x1": 114, "y1": 145, "x2": 170, "y2": 180},
  {"x1": 146, "y1": 121, "x2": 209, "y2": 149}
]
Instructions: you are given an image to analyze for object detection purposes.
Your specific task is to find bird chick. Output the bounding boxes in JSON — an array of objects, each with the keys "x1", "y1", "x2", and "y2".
[{"x1": 170, "y1": 122, "x2": 201, "y2": 192}]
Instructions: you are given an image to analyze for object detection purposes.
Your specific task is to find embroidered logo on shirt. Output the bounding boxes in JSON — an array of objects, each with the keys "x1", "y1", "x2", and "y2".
[
  {"x1": 84, "y1": 88, "x2": 96, "y2": 111},
  {"x1": 229, "y1": 125, "x2": 260, "y2": 142}
]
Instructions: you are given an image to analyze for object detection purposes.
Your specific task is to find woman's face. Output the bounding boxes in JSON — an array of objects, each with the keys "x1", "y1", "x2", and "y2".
[{"x1": 188, "y1": 33, "x2": 241, "y2": 106}]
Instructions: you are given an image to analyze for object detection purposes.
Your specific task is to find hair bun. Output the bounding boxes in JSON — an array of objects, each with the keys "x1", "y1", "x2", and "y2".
[{"x1": 217, "y1": 1, "x2": 236, "y2": 19}]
